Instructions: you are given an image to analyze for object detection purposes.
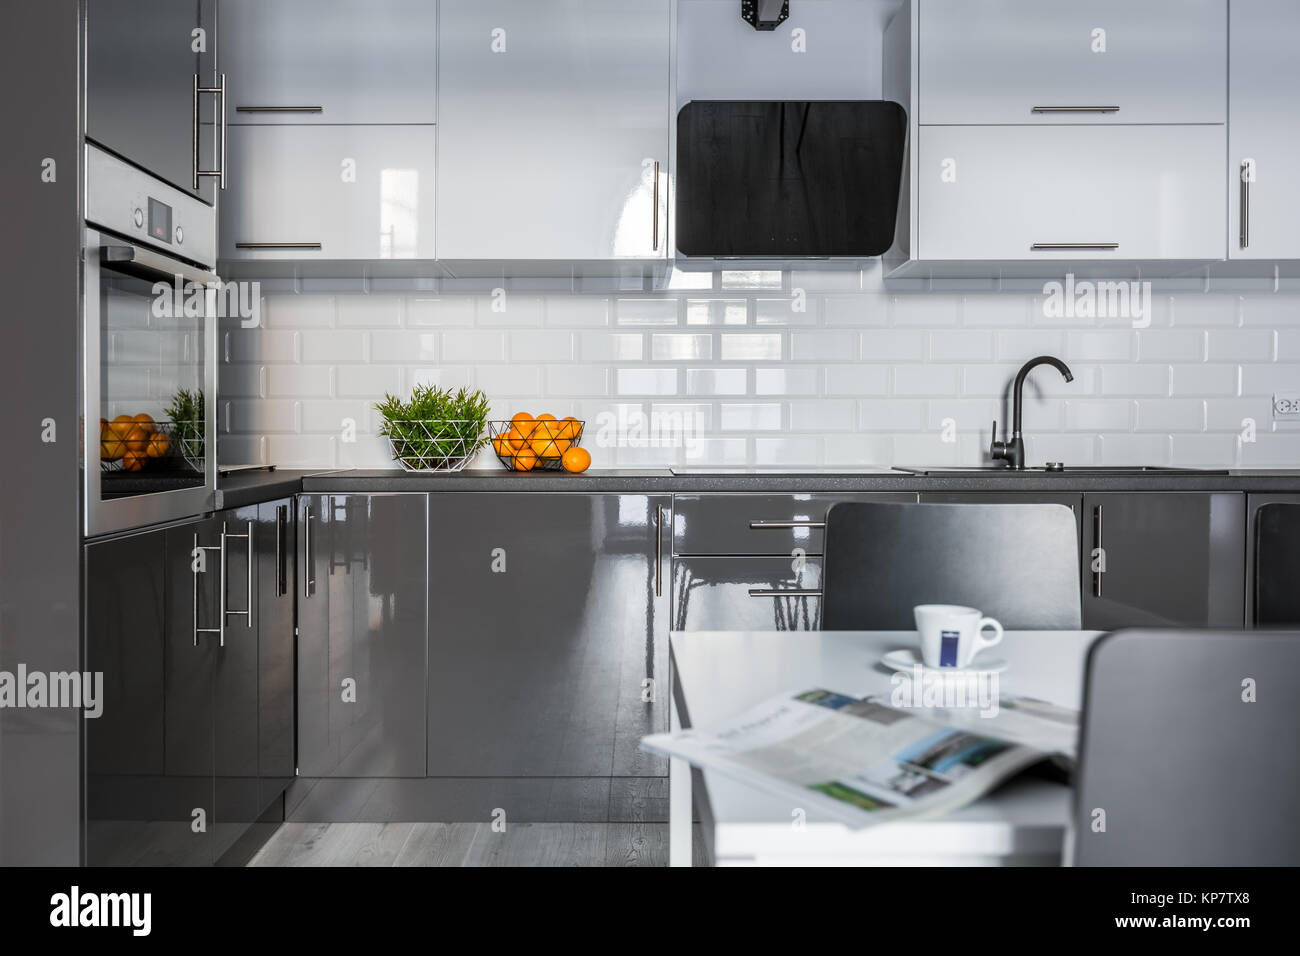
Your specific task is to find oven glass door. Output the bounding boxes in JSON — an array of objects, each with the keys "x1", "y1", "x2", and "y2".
[{"x1": 85, "y1": 229, "x2": 217, "y2": 536}]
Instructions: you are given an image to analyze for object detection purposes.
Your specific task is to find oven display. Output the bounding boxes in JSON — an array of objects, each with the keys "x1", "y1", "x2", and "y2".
[{"x1": 147, "y1": 197, "x2": 172, "y2": 244}]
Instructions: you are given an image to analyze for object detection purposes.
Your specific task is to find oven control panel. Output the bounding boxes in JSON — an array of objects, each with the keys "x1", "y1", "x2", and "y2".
[{"x1": 85, "y1": 144, "x2": 216, "y2": 268}]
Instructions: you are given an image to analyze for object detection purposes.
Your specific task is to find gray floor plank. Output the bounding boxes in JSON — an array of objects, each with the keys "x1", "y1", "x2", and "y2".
[
  {"x1": 461, "y1": 822, "x2": 609, "y2": 867},
  {"x1": 392, "y1": 823, "x2": 482, "y2": 867}
]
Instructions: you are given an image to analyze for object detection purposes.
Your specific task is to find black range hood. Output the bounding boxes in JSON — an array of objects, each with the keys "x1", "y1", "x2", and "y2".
[{"x1": 676, "y1": 100, "x2": 906, "y2": 258}]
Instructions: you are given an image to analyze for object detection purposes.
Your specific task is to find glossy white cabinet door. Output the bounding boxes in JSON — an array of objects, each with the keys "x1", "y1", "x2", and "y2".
[
  {"x1": 1229, "y1": 0, "x2": 1300, "y2": 260},
  {"x1": 436, "y1": 0, "x2": 671, "y2": 262},
  {"x1": 219, "y1": 0, "x2": 436, "y2": 124},
  {"x1": 917, "y1": 125, "x2": 1226, "y2": 261},
  {"x1": 221, "y1": 125, "x2": 436, "y2": 260},
  {"x1": 919, "y1": 0, "x2": 1226, "y2": 125}
]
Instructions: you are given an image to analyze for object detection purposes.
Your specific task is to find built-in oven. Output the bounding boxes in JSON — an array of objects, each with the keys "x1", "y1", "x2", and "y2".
[{"x1": 83, "y1": 145, "x2": 218, "y2": 538}]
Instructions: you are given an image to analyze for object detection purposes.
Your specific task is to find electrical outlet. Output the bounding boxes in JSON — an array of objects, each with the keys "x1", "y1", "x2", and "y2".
[{"x1": 1273, "y1": 393, "x2": 1300, "y2": 418}]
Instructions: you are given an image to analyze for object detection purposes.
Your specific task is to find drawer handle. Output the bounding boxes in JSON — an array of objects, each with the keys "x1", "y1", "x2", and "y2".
[
  {"x1": 1031, "y1": 105, "x2": 1120, "y2": 113},
  {"x1": 1240, "y1": 159, "x2": 1253, "y2": 250},
  {"x1": 235, "y1": 242, "x2": 323, "y2": 249},
  {"x1": 748, "y1": 520, "x2": 826, "y2": 530},
  {"x1": 1030, "y1": 242, "x2": 1119, "y2": 251},
  {"x1": 748, "y1": 589, "x2": 823, "y2": 597},
  {"x1": 235, "y1": 106, "x2": 324, "y2": 113}
]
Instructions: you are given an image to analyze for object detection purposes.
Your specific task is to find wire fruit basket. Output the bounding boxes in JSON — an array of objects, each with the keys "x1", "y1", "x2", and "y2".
[
  {"x1": 100, "y1": 419, "x2": 204, "y2": 474},
  {"x1": 487, "y1": 419, "x2": 585, "y2": 471},
  {"x1": 383, "y1": 419, "x2": 486, "y2": 472}
]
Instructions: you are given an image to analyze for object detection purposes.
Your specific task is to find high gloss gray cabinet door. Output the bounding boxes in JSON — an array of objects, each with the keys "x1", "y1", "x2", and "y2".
[
  {"x1": 1228, "y1": 0, "x2": 1300, "y2": 259},
  {"x1": 437, "y1": 0, "x2": 671, "y2": 262},
  {"x1": 86, "y1": 0, "x2": 218, "y2": 203},
  {"x1": 673, "y1": 556, "x2": 824, "y2": 632},
  {"x1": 297, "y1": 494, "x2": 428, "y2": 777},
  {"x1": 220, "y1": 0, "x2": 437, "y2": 124},
  {"x1": 918, "y1": 125, "x2": 1226, "y2": 261},
  {"x1": 221, "y1": 125, "x2": 436, "y2": 260},
  {"x1": 1081, "y1": 493, "x2": 1246, "y2": 629},
  {"x1": 918, "y1": 0, "x2": 1226, "y2": 125},
  {"x1": 427, "y1": 494, "x2": 670, "y2": 778},
  {"x1": 257, "y1": 500, "x2": 296, "y2": 806}
]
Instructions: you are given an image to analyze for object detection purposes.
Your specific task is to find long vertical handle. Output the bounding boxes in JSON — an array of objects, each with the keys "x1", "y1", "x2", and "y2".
[
  {"x1": 192, "y1": 74, "x2": 200, "y2": 191},
  {"x1": 193, "y1": 73, "x2": 228, "y2": 190},
  {"x1": 218, "y1": 527, "x2": 227, "y2": 647},
  {"x1": 652, "y1": 161, "x2": 661, "y2": 252},
  {"x1": 275, "y1": 505, "x2": 286, "y2": 596},
  {"x1": 303, "y1": 502, "x2": 313, "y2": 598},
  {"x1": 192, "y1": 532, "x2": 200, "y2": 646},
  {"x1": 1240, "y1": 160, "x2": 1252, "y2": 250},
  {"x1": 1093, "y1": 505, "x2": 1104, "y2": 598},
  {"x1": 654, "y1": 505, "x2": 664, "y2": 597}
]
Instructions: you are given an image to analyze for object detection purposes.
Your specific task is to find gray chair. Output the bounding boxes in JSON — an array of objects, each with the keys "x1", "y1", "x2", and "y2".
[
  {"x1": 821, "y1": 501, "x2": 1081, "y2": 630},
  {"x1": 1073, "y1": 628, "x2": 1300, "y2": 866}
]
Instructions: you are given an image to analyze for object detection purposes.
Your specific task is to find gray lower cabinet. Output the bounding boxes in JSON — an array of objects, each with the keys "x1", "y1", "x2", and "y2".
[
  {"x1": 673, "y1": 556, "x2": 824, "y2": 631},
  {"x1": 426, "y1": 494, "x2": 670, "y2": 778},
  {"x1": 296, "y1": 494, "x2": 428, "y2": 777},
  {"x1": 84, "y1": 498, "x2": 294, "y2": 866},
  {"x1": 1081, "y1": 493, "x2": 1246, "y2": 629}
]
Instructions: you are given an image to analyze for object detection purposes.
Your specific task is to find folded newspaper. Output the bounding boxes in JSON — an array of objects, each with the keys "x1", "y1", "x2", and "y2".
[{"x1": 641, "y1": 688, "x2": 1077, "y2": 829}]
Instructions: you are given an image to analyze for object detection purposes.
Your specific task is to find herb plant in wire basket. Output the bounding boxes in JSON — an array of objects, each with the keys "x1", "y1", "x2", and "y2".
[
  {"x1": 376, "y1": 385, "x2": 490, "y2": 472},
  {"x1": 164, "y1": 387, "x2": 206, "y2": 471}
]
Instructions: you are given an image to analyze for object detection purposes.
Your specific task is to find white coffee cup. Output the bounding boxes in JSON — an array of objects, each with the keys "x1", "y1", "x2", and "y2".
[{"x1": 912, "y1": 604, "x2": 1004, "y2": 669}]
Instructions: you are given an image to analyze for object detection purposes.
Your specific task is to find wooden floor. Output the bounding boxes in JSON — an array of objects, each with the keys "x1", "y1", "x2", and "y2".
[{"x1": 248, "y1": 822, "x2": 708, "y2": 867}]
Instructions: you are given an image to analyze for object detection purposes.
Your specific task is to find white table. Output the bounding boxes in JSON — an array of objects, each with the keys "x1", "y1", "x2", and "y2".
[{"x1": 667, "y1": 630, "x2": 1103, "y2": 867}]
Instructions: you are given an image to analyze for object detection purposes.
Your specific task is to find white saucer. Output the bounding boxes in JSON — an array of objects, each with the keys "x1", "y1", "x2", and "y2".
[{"x1": 880, "y1": 648, "x2": 1008, "y2": 675}]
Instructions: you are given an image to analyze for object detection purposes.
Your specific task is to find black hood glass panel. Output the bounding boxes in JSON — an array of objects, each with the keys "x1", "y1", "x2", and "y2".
[{"x1": 676, "y1": 100, "x2": 906, "y2": 257}]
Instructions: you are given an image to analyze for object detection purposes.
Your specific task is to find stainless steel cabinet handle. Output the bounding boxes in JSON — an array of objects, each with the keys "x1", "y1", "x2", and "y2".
[
  {"x1": 235, "y1": 242, "x2": 323, "y2": 250},
  {"x1": 652, "y1": 161, "x2": 661, "y2": 252},
  {"x1": 654, "y1": 506, "x2": 664, "y2": 597},
  {"x1": 1031, "y1": 242, "x2": 1120, "y2": 251},
  {"x1": 303, "y1": 503, "x2": 314, "y2": 598},
  {"x1": 1030, "y1": 106, "x2": 1120, "y2": 113},
  {"x1": 1240, "y1": 160, "x2": 1252, "y2": 250},
  {"x1": 235, "y1": 105, "x2": 323, "y2": 113},
  {"x1": 748, "y1": 589, "x2": 823, "y2": 597},
  {"x1": 193, "y1": 532, "x2": 223, "y2": 646},
  {"x1": 222, "y1": 521, "x2": 254, "y2": 630},
  {"x1": 193, "y1": 73, "x2": 228, "y2": 189},
  {"x1": 749, "y1": 520, "x2": 826, "y2": 529},
  {"x1": 275, "y1": 505, "x2": 287, "y2": 596},
  {"x1": 1093, "y1": 505, "x2": 1104, "y2": 598}
]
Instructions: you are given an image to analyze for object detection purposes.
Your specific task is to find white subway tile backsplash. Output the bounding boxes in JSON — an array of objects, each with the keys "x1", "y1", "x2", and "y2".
[
  {"x1": 220, "y1": 284, "x2": 1300, "y2": 471},
  {"x1": 652, "y1": 333, "x2": 713, "y2": 361},
  {"x1": 685, "y1": 367, "x2": 746, "y2": 396},
  {"x1": 336, "y1": 296, "x2": 401, "y2": 328},
  {"x1": 616, "y1": 367, "x2": 679, "y2": 396},
  {"x1": 755, "y1": 367, "x2": 820, "y2": 396},
  {"x1": 616, "y1": 298, "x2": 680, "y2": 326},
  {"x1": 719, "y1": 333, "x2": 782, "y2": 361}
]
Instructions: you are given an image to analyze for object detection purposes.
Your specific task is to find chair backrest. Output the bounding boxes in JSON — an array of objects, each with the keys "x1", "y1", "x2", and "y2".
[
  {"x1": 1255, "y1": 502, "x2": 1300, "y2": 626},
  {"x1": 821, "y1": 501, "x2": 1081, "y2": 630},
  {"x1": 1073, "y1": 628, "x2": 1300, "y2": 866}
]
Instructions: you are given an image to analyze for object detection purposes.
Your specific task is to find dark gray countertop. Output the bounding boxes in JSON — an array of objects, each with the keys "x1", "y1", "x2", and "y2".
[
  {"x1": 216, "y1": 468, "x2": 324, "y2": 509},
  {"x1": 295, "y1": 467, "x2": 1300, "y2": 495}
]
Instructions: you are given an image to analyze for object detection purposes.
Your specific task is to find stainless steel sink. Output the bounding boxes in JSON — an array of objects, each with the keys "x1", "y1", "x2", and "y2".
[{"x1": 893, "y1": 465, "x2": 1230, "y2": 476}]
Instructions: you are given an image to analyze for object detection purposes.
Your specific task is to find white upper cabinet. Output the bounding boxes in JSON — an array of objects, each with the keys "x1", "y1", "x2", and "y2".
[
  {"x1": 917, "y1": 125, "x2": 1226, "y2": 262},
  {"x1": 1229, "y1": 0, "x2": 1300, "y2": 260},
  {"x1": 220, "y1": 125, "x2": 436, "y2": 261},
  {"x1": 918, "y1": 0, "x2": 1227, "y2": 125},
  {"x1": 436, "y1": 0, "x2": 671, "y2": 265},
  {"x1": 219, "y1": 0, "x2": 436, "y2": 124}
]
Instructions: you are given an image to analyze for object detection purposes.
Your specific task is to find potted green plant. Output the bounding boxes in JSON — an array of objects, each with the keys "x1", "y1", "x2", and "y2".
[{"x1": 375, "y1": 384, "x2": 490, "y2": 472}]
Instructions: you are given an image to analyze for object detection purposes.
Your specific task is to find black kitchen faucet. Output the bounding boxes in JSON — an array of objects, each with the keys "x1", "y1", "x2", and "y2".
[{"x1": 990, "y1": 355, "x2": 1075, "y2": 470}]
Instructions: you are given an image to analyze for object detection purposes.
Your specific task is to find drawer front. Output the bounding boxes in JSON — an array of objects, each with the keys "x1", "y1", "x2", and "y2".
[
  {"x1": 672, "y1": 493, "x2": 915, "y2": 556},
  {"x1": 220, "y1": 0, "x2": 437, "y2": 124},
  {"x1": 919, "y1": 0, "x2": 1226, "y2": 125},
  {"x1": 918, "y1": 124, "x2": 1225, "y2": 261},
  {"x1": 672, "y1": 556, "x2": 823, "y2": 632},
  {"x1": 221, "y1": 125, "x2": 436, "y2": 260}
]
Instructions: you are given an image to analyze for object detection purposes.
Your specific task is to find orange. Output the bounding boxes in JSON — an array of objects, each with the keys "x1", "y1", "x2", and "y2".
[
  {"x1": 491, "y1": 434, "x2": 510, "y2": 457},
  {"x1": 506, "y1": 423, "x2": 534, "y2": 450},
  {"x1": 536, "y1": 413, "x2": 557, "y2": 424},
  {"x1": 109, "y1": 415, "x2": 135, "y2": 440},
  {"x1": 512, "y1": 449, "x2": 538, "y2": 472},
  {"x1": 133, "y1": 412, "x2": 156, "y2": 430},
  {"x1": 99, "y1": 422, "x2": 124, "y2": 461},
  {"x1": 561, "y1": 446, "x2": 591, "y2": 473},
  {"x1": 510, "y1": 411, "x2": 535, "y2": 427},
  {"x1": 555, "y1": 417, "x2": 581, "y2": 441},
  {"x1": 146, "y1": 431, "x2": 170, "y2": 458},
  {"x1": 121, "y1": 450, "x2": 147, "y2": 472},
  {"x1": 123, "y1": 424, "x2": 151, "y2": 454},
  {"x1": 529, "y1": 421, "x2": 563, "y2": 458}
]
